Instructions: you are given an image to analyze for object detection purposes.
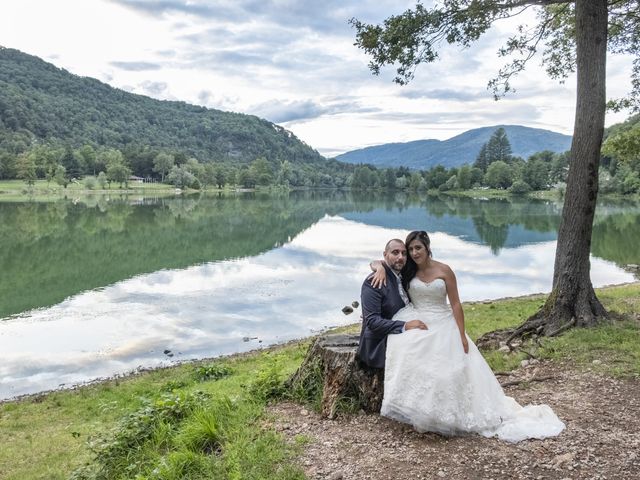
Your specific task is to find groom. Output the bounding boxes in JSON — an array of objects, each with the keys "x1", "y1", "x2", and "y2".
[{"x1": 357, "y1": 239, "x2": 427, "y2": 369}]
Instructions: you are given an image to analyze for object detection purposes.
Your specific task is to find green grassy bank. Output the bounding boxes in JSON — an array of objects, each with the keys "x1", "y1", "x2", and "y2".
[
  {"x1": 0, "y1": 179, "x2": 286, "y2": 202},
  {"x1": 3, "y1": 179, "x2": 638, "y2": 203},
  {"x1": 435, "y1": 187, "x2": 563, "y2": 201},
  {"x1": 1, "y1": 283, "x2": 638, "y2": 479},
  {"x1": 0, "y1": 179, "x2": 186, "y2": 202},
  {"x1": 438, "y1": 187, "x2": 640, "y2": 202}
]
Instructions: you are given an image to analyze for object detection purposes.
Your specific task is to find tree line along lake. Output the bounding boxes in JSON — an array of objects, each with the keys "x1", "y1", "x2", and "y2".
[{"x1": 0, "y1": 190, "x2": 638, "y2": 399}]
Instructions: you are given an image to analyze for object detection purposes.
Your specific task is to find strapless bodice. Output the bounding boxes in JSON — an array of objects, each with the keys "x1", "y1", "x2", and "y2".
[{"x1": 407, "y1": 277, "x2": 448, "y2": 310}]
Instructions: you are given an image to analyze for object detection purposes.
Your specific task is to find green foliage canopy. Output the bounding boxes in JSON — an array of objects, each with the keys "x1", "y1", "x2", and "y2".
[{"x1": 351, "y1": 0, "x2": 639, "y2": 108}]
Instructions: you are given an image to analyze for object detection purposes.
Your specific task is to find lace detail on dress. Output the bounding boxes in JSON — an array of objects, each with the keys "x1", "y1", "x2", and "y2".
[
  {"x1": 381, "y1": 277, "x2": 565, "y2": 442},
  {"x1": 407, "y1": 278, "x2": 448, "y2": 309}
]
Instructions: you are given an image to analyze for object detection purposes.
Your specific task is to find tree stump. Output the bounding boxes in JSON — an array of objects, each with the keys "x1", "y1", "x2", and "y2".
[{"x1": 286, "y1": 334, "x2": 384, "y2": 419}]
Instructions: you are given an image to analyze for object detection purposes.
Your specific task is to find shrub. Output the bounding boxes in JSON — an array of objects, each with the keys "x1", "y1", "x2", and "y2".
[
  {"x1": 97, "y1": 171, "x2": 107, "y2": 189},
  {"x1": 249, "y1": 357, "x2": 286, "y2": 401},
  {"x1": 509, "y1": 180, "x2": 532, "y2": 194},
  {"x1": 193, "y1": 364, "x2": 232, "y2": 382},
  {"x1": 71, "y1": 391, "x2": 210, "y2": 480},
  {"x1": 83, "y1": 176, "x2": 97, "y2": 190},
  {"x1": 621, "y1": 170, "x2": 640, "y2": 194}
]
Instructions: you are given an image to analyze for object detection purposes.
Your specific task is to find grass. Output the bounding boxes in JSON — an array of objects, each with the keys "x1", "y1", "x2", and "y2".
[
  {"x1": 0, "y1": 179, "x2": 177, "y2": 202},
  {"x1": 0, "y1": 345, "x2": 309, "y2": 480},
  {"x1": 0, "y1": 179, "x2": 244, "y2": 203},
  {"x1": 1, "y1": 283, "x2": 638, "y2": 479},
  {"x1": 466, "y1": 284, "x2": 640, "y2": 375},
  {"x1": 0, "y1": 179, "x2": 253, "y2": 202},
  {"x1": 434, "y1": 187, "x2": 563, "y2": 201},
  {"x1": 537, "y1": 283, "x2": 640, "y2": 376}
]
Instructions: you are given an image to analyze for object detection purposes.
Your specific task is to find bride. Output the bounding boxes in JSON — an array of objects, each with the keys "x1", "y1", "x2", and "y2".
[{"x1": 370, "y1": 230, "x2": 565, "y2": 443}]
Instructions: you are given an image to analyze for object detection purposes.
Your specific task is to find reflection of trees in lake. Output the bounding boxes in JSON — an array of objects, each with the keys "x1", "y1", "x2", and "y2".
[
  {"x1": 344, "y1": 193, "x2": 636, "y2": 262},
  {"x1": 0, "y1": 193, "x2": 353, "y2": 318},
  {"x1": 472, "y1": 217, "x2": 509, "y2": 254},
  {"x1": 591, "y1": 209, "x2": 640, "y2": 271},
  {"x1": 424, "y1": 196, "x2": 638, "y2": 267},
  {"x1": 1, "y1": 192, "x2": 637, "y2": 319},
  {"x1": 470, "y1": 199, "x2": 561, "y2": 253},
  {"x1": 420, "y1": 196, "x2": 561, "y2": 254},
  {"x1": 342, "y1": 193, "x2": 562, "y2": 253}
]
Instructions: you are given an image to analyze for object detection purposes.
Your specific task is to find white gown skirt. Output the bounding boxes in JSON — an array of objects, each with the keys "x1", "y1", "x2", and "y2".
[{"x1": 381, "y1": 295, "x2": 565, "y2": 443}]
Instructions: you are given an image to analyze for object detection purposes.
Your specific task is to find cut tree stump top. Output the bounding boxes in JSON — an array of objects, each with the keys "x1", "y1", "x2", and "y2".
[{"x1": 287, "y1": 333, "x2": 384, "y2": 419}]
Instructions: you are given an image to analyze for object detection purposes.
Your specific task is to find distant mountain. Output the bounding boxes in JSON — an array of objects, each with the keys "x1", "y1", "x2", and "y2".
[
  {"x1": 0, "y1": 47, "x2": 323, "y2": 167},
  {"x1": 336, "y1": 125, "x2": 572, "y2": 169}
]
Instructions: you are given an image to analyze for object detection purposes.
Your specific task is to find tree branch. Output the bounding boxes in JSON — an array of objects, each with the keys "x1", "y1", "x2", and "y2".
[{"x1": 505, "y1": 0, "x2": 571, "y2": 7}]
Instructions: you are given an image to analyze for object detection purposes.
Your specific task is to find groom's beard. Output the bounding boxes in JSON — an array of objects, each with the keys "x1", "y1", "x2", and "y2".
[{"x1": 389, "y1": 261, "x2": 405, "y2": 273}]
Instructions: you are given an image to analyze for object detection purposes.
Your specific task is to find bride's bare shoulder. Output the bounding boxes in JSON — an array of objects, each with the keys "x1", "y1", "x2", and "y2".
[
  {"x1": 432, "y1": 260, "x2": 456, "y2": 279},
  {"x1": 431, "y1": 259, "x2": 451, "y2": 271}
]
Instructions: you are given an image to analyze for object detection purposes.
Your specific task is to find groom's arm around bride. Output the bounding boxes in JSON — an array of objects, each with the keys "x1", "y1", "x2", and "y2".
[{"x1": 357, "y1": 239, "x2": 426, "y2": 369}]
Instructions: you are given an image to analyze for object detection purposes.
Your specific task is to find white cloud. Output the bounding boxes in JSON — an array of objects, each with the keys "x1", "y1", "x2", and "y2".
[{"x1": 0, "y1": 0, "x2": 635, "y2": 157}]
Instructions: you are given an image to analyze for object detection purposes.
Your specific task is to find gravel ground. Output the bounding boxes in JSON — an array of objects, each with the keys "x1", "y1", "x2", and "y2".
[{"x1": 268, "y1": 360, "x2": 640, "y2": 480}]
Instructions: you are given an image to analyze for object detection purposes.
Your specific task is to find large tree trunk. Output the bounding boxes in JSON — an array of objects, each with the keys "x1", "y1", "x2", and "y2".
[{"x1": 504, "y1": 0, "x2": 609, "y2": 342}]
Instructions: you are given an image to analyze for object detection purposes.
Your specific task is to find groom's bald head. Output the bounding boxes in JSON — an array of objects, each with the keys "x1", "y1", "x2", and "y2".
[
  {"x1": 383, "y1": 239, "x2": 407, "y2": 273},
  {"x1": 384, "y1": 239, "x2": 405, "y2": 252}
]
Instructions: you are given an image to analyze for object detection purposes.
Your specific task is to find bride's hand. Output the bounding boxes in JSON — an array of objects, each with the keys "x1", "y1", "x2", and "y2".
[
  {"x1": 461, "y1": 335, "x2": 469, "y2": 354},
  {"x1": 370, "y1": 261, "x2": 387, "y2": 288}
]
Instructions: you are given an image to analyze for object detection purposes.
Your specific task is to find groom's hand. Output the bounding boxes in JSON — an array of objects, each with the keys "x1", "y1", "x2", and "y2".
[{"x1": 405, "y1": 320, "x2": 428, "y2": 330}]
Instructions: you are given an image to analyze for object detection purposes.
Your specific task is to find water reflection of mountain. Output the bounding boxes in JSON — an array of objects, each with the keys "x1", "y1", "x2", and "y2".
[
  {"x1": 0, "y1": 193, "x2": 352, "y2": 319},
  {"x1": 340, "y1": 195, "x2": 640, "y2": 272},
  {"x1": 340, "y1": 206, "x2": 558, "y2": 250},
  {"x1": 340, "y1": 196, "x2": 560, "y2": 253}
]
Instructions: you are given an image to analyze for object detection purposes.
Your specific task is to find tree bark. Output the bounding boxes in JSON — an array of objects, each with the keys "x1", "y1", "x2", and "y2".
[
  {"x1": 506, "y1": 0, "x2": 609, "y2": 340},
  {"x1": 286, "y1": 334, "x2": 384, "y2": 419}
]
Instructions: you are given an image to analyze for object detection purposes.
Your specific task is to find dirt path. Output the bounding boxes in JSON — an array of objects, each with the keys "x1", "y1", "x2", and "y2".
[{"x1": 268, "y1": 361, "x2": 640, "y2": 479}]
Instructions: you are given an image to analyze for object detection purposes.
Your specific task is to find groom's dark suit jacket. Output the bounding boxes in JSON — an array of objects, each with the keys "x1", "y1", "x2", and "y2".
[{"x1": 357, "y1": 264, "x2": 407, "y2": 369}]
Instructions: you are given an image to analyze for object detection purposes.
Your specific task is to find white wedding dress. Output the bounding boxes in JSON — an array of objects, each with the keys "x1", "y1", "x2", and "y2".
[{"x1": 381, "y1": 278, "x2": 565, "y2": 443}]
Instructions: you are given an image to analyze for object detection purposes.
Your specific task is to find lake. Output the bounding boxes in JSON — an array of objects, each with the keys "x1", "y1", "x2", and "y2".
[{"x1": 1, "y1": 191, "x2": 638, "y2": 400}]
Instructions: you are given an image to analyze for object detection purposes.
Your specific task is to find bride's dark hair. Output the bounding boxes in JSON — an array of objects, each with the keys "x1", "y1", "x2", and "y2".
[{"x1": 401, "y1": 230, "x2": 432, "y2": 291}]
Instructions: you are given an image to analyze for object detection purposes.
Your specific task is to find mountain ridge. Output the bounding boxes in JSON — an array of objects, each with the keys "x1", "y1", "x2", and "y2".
[
  {"x1": 0, "y1": 46, "x2": 324, "y2": 167},
  {"x1": 336, "y1": 125, "x2": 572, "y2": 169}
]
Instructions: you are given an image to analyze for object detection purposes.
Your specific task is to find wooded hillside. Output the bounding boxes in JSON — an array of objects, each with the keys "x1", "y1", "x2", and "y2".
[{"x1": 0, "y1": 47, "x2": 323, "y2": 167}]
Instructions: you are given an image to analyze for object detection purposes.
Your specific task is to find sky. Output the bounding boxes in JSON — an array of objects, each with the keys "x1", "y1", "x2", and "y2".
[{"x1": 0, "y1": 0, "x2": 634, "y2": 158}]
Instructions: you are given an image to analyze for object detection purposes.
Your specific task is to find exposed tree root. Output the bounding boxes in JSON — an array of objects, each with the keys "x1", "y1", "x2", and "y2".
[
  {"x1": 475, "y1": 328, "x2": 514, "y2": 350},
  {"x1": 514, "y1": 347, "x2": 538, "y2": 360},
  {"x1": 500, "y1": 376, "x2": 557, "y2": 388},
  {"x1": 476, "y1": 284, "x2": 609, "y2": 349}
]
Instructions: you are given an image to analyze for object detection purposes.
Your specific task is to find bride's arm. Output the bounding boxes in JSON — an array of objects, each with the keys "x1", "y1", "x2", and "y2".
[
  {"x1": 443, "y1": 265, "x2": 469, "y2": 354},
  {"x1": 369, "y1": 260, "x2": 387, "y2": 288}
]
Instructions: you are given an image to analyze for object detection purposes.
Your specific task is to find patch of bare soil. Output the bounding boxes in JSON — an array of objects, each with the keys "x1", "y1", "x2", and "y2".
[{"x1": 268, "y1": 361, "x2": 640, "y2": 479}]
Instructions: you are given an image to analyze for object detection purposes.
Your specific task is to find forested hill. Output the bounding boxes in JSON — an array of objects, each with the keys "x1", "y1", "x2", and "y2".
[
  {"x1": 0, "y1": 47, "x2": 323, "y2": 166},
  {"x1": 336, "y1": 125, "x2": 572, "y2": 169}
]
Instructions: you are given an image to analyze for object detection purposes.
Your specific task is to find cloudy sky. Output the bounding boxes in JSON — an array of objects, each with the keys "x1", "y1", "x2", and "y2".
[{"x1": 0, "y1": 0, "x2": 634, "y2": 157}]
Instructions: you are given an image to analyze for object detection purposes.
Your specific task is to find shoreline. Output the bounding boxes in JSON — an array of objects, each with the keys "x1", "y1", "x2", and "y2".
[
  {"x1": 464, "y1": 280, "x2": 640, "y2": 305},
  {"x1": 2, "y1": 180, "x2": 639, "y2": 202},
  {"x1": 5, "y1": 281, "x2": 638, "y2": 405},
  {"x1": 0, "y1": 334, "x2": 318, "y2": 405}
]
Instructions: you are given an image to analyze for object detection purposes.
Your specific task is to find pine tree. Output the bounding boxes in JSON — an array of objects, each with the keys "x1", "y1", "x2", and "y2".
[
  {"x1": 486, "y1": 128, "x2": 512, "y2": 164},
  {"x1": 473, "y1": 143, "x2": 489, "y2": 172}
]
